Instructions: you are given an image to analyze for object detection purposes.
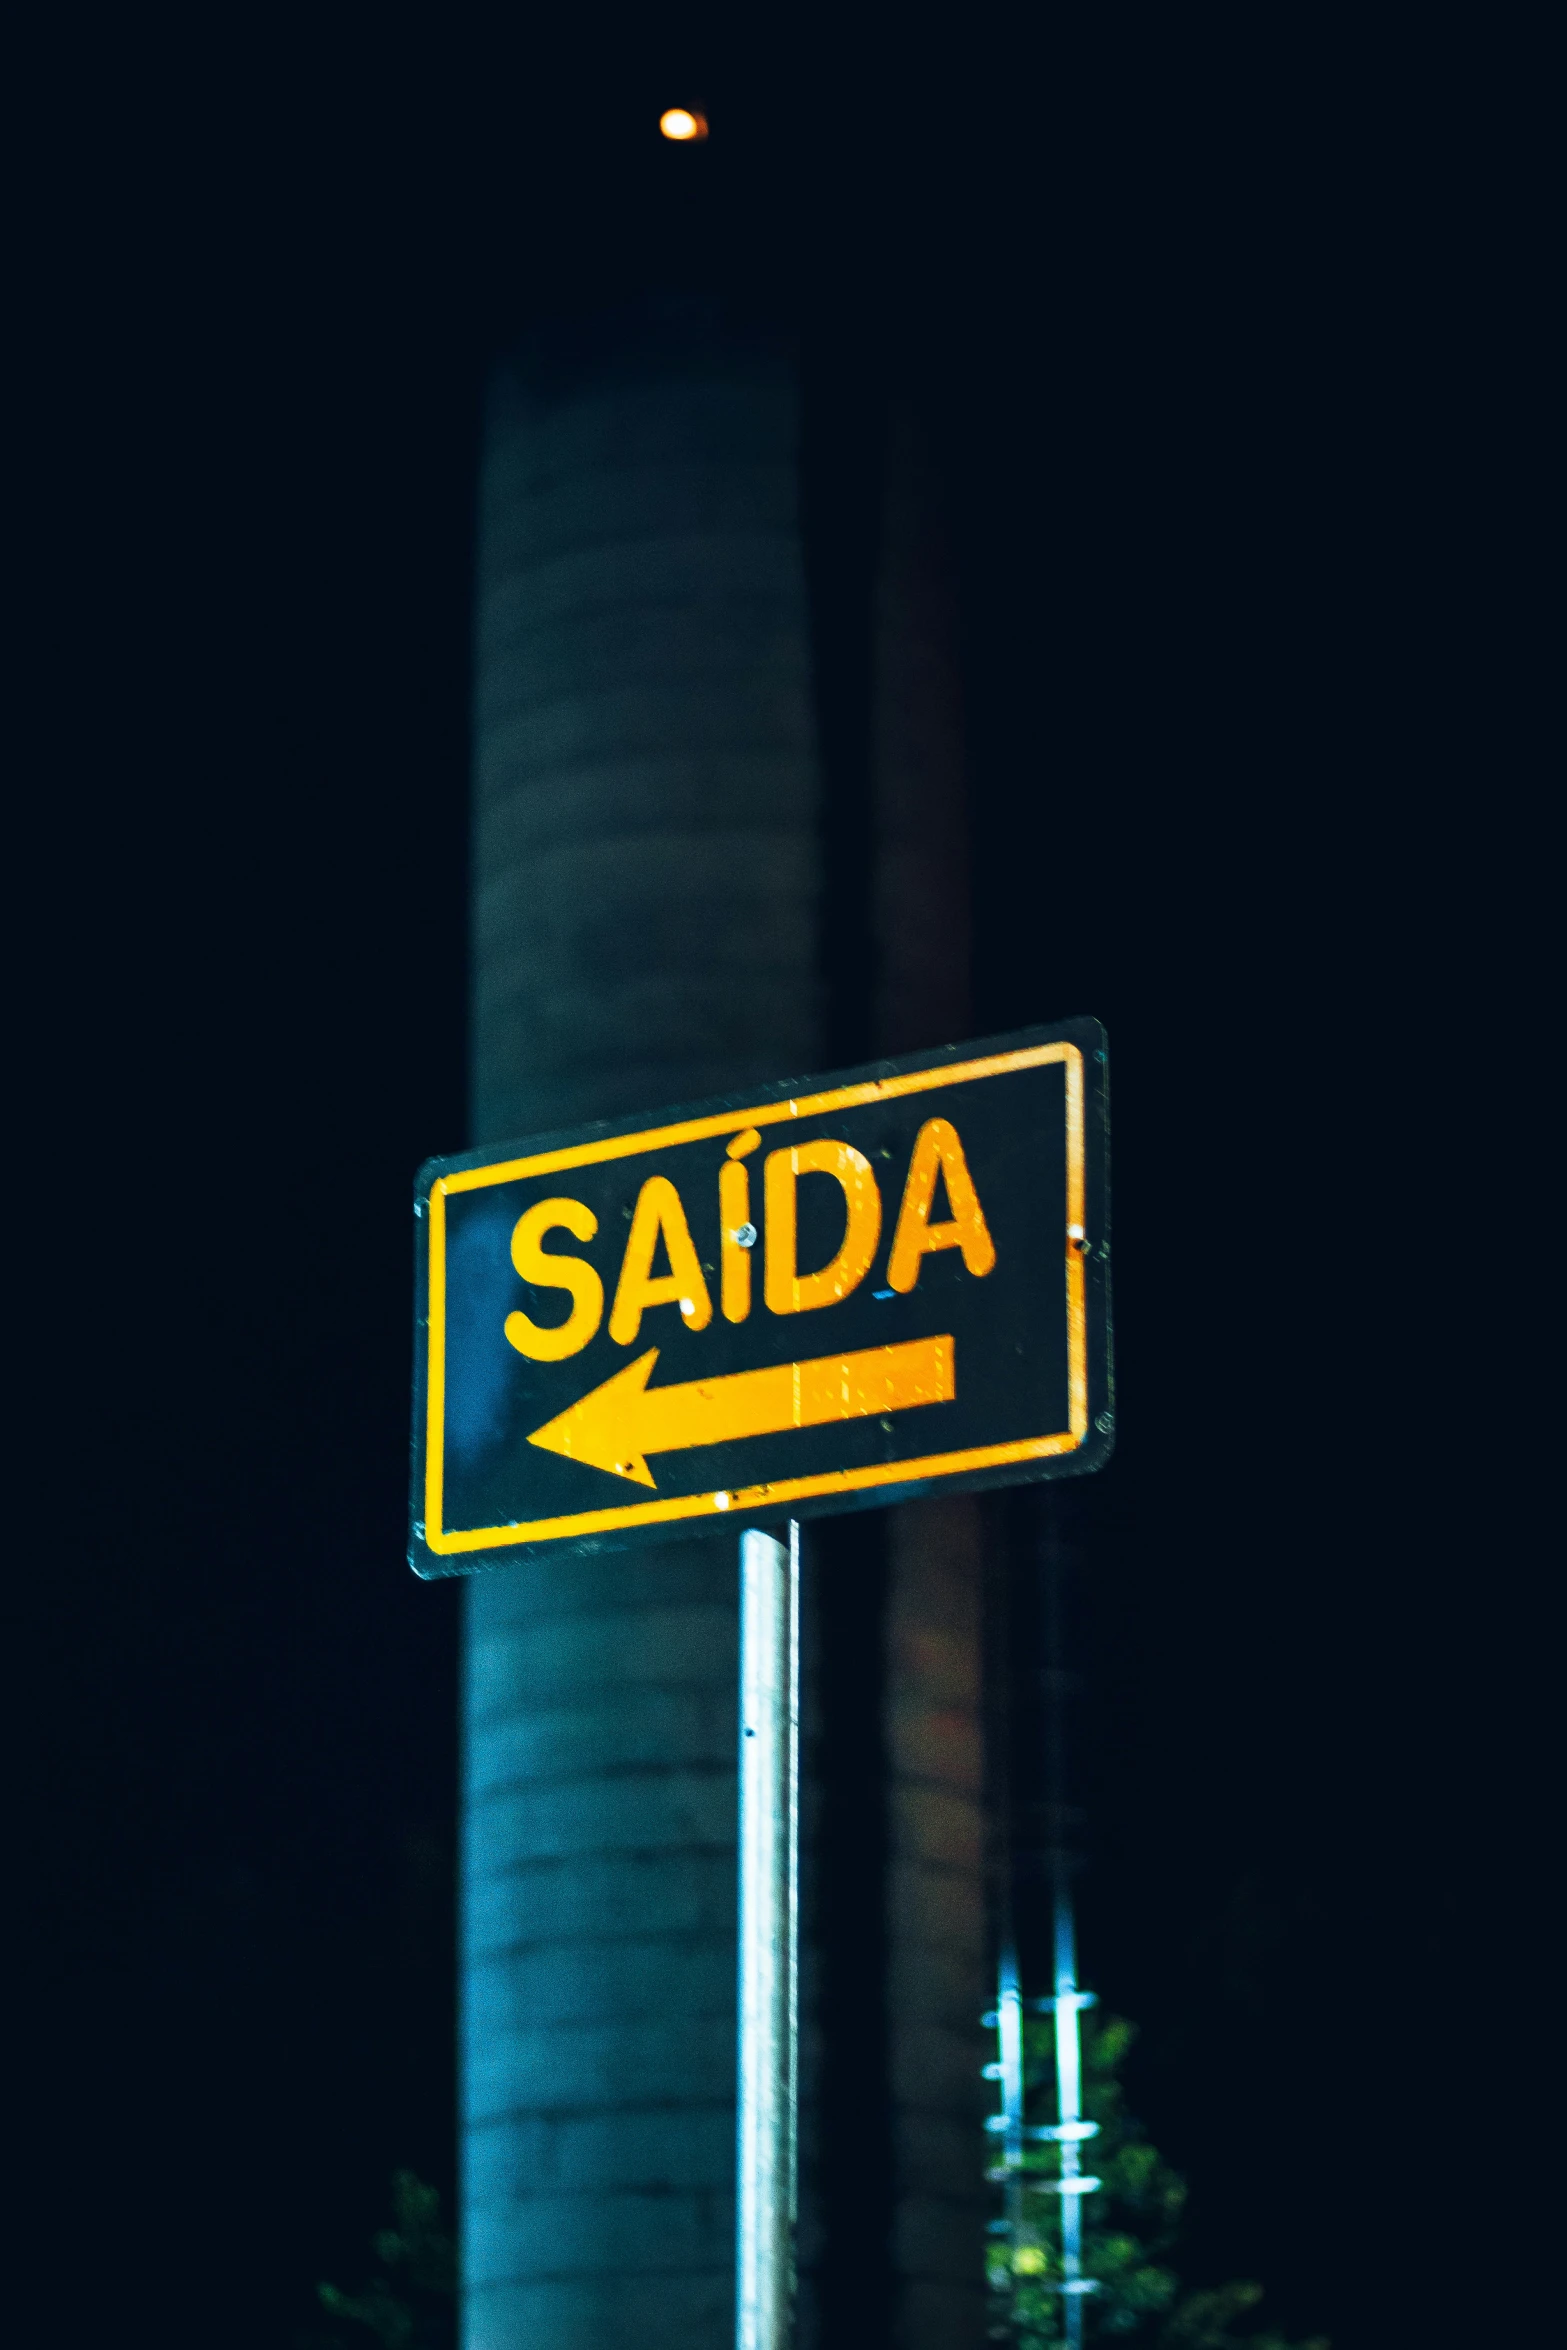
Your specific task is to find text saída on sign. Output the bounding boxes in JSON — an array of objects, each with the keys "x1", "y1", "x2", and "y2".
[{"x1": 409, "y1": 1020, "x2": 1111, "y2": 1573}]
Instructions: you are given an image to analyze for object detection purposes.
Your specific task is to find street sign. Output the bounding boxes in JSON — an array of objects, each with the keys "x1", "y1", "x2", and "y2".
[{"x1": 409, "y1": 1020, "x2": 1111, "y2": 1575}]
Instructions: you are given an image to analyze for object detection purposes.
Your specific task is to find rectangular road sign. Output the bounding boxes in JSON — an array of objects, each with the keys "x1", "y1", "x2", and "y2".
[{"x1": 409, "y1": 1020, "x2": 1111, "y2": 1575}]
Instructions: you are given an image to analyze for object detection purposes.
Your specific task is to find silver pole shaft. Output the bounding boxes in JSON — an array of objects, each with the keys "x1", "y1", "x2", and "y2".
[{"x1": 736, "y1": 1524, "x2": 799, "y2": 2350}]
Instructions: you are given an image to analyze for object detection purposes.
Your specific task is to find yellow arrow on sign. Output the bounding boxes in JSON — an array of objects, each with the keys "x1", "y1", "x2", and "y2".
[{"x1": 528, "y1": 1334, "x2": 956, "y2": 1488}]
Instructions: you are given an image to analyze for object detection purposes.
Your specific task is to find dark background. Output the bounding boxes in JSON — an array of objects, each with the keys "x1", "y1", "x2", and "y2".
[{"x1": 11, "y1": 9, "x2": 1509, "y2": 2346}]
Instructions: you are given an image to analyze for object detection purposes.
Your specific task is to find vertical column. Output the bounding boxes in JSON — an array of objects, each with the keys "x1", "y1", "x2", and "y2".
[
  {"x1": 464, "y1": 307, "x2": 990, "y2": 2350},
  {"x1": 463, "y1": 304, "x2": 823, "y2": 2350},
  {"x1": 885, "y1": 1497, "x2": 990, "y2": 2349}
]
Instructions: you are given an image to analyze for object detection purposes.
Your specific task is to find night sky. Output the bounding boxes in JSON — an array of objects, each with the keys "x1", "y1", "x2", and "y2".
[{"x1": 12, "y1": 13, "x2": 1499, "y2": 2348}]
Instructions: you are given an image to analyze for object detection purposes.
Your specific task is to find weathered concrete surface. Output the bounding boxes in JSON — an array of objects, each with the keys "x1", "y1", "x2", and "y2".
[
  {"x1": 463, "y1": 311, "x2": 986, "y2": 2348},
  {"x1": 464, "y1": 310, "x2": 821, "y2": 2349}
]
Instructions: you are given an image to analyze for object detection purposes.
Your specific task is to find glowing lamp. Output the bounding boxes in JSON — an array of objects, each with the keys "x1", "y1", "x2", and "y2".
[{"x1": 659, "y1": 108, "x2": 708, "y2": 142}]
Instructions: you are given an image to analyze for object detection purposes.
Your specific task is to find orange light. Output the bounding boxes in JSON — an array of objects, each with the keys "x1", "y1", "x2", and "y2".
[{"x1": 659, "y1": 107, "x2": 708, "y2": 142}]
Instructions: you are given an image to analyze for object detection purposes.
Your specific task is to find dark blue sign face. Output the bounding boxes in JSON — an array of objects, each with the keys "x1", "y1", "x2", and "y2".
[{"x1": 410, "y1": 1022, "x2": 1112, "y2": 1575}]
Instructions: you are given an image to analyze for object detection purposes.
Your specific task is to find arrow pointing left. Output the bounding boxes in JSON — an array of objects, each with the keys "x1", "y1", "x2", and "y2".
[{"x1": 527, "y1": 1334, "x2": 957, "y2": 1488}]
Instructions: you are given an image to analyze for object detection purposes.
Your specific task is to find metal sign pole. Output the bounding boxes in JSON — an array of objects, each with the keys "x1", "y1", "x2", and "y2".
[{"x1": 736, "y1": 1523, "x2": 799, "y2": 2350}]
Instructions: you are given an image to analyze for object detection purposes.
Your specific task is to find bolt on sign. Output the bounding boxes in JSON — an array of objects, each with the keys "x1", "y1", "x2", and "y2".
[{"x1": 409, "y1": 1021, "x2": 1112, "y2": 1575}]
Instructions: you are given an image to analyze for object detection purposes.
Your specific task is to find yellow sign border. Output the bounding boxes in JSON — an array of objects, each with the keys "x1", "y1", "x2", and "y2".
[{"x1": 423, "y1": 1041, "x2": 1086, "y2": 1555}]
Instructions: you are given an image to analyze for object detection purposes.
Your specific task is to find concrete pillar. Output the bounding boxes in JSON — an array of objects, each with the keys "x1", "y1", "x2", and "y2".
[
  {"x1": 461, "y1": 307, "x2": 986, "y2": 2348},
  {"x1": 463, "y1": 302, "x2": 821, "y2": 2348},
  {"x1": 884, "y1": 1495, "x2": 988, "y2": 2348}
]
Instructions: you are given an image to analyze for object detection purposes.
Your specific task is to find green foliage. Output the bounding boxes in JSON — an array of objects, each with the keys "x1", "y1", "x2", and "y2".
[
  {"x1": 305, "y1": 2172, "x2": 455, "y2": 2350},
  {"x1": 986, "y1": 2014, "x2": 1326, "y2": 2350}
]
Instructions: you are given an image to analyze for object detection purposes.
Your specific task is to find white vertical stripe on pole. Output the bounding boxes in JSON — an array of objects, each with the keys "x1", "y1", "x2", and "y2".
[
  {"x1": 997, "y1": 1938, "x2": 1025, "y2": 2243},
  {"x1": 1053, "y1": 1901, "x2": 1089, "y2": 2347},
  {"x1": 736, "y1": 1524, "x2": 799, "y2": 2350}
]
